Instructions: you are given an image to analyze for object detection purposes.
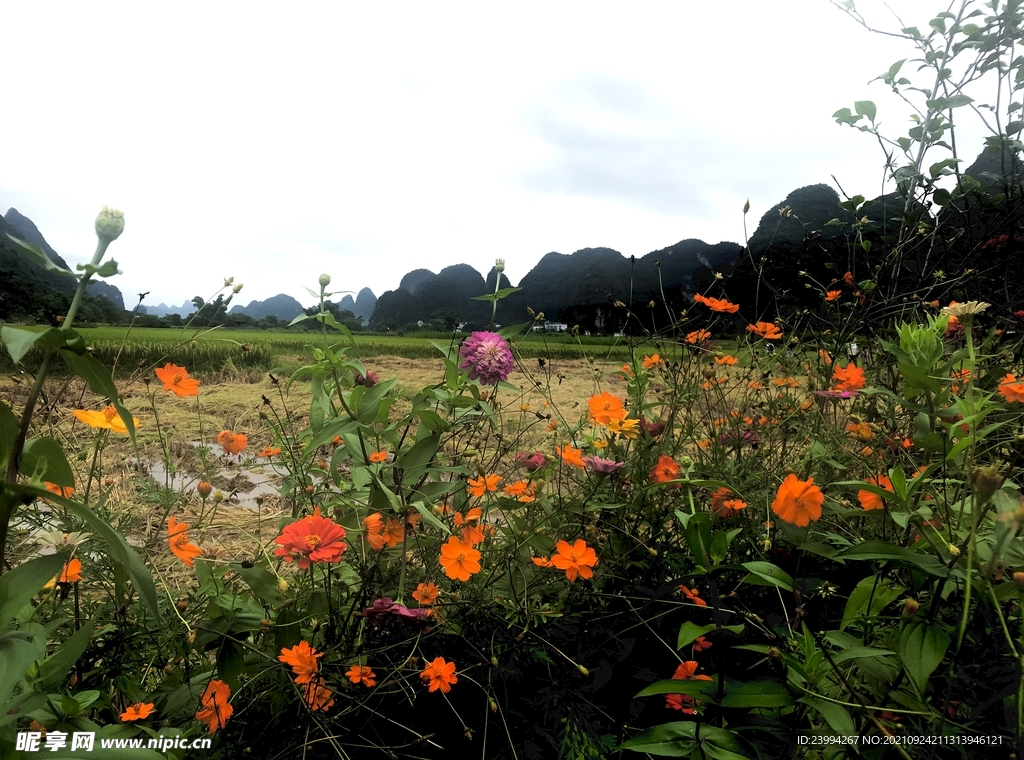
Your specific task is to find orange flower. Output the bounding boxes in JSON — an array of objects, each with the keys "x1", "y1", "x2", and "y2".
[
  {"x1": 771, "y1": 474, "x2": 824, "y2": 528},
  {"x1": 421, "y1": 656, "x2": 458, "y2": 693},
  {"x1": 73, "y1": 405, "x2": 137, "y2": 434},
  {"x1": 167, "y1": 517, "x2": 202, "y2": 568},
  {"x1": 502, "y1": 480, "x2": 536, "y2": 502},
  {"x1": 832, "y1": 363, "x2": 866, "y2": 391},
  {"x1": 412, "y1": 581, "x2": 440, "y2": 605},
  {"x1": 531, "y1": 556, "x2": 554, "y2": 568},
  {"x1": 302, "y1": 682, "x2": 335, "y2": 712},
  {"x1": 642, "y1": 354, "x2": 663, "y2": 369},
  {"x1": 363, "y1": 513, "x2": 386, "y2": 551},
  {"x1": 714, "y1": 355, "x2": 737, "y2": 365},
  {"x1": 550, "y1": 539, "x2": 598, "y2": 582},
  {"x1": 998, "y1": 374, "x2": 1024, "y2": 404},
  {"x1": 693, "y1": 636, "x2": 712, "y2": 652},
  {"x1": 693, "y1": 293, "x2": 740, "y2": 313},
  {"x1": 273, "y1": 508, "x2": 348, "y2": 569},
  {"x1": 257, "y1": 446, "x2": 281, "y2": 458},
  {"x1": 679, "y1": 585, "x2": 707, "y2": 607},
  {"x1": 818, "y1": 349, "x2": 833, "y2": 365},
  {"x1": 59, "y1": 557, "x2": 83, "y2": 583},
  {"x1": 439, "y1": 536, "x2": 482, "y2": 581},
  {"x1": 710, "y1": 487, "x2": 745, "y2": 518},
  {"x1": 747, "y1": 322, "x2": 782, "y2": 340},
  {"x1": 588, "y1": 392, "x2": 627, "y2": 425},
  {"x1": 650, "y1": 455, "x2": 680, "y2": 484},
  {"x1": 215, "y1": 430, "x2": 247, "y2": 456},
  {"x1": 154, "y1": 363, "x2": 201, "y2": 397},
  {"x1": 120, "y1": 702, "x2": 155, "y2": 722},
  {"x1": 368, "y1": 450, "x2": 388, "y2": 463},
  {"x1": 346, "y1": 664, "x2": 376, "y2": 687},
  {"x1": 455, "y1": 514, "x2": 485, "y2": 546},
  {"x1": 858, "y1": 475, "x2": 894, "y2": 510},
  {"x1": 195, "y1": 679, "x2": 233, "y2": 735},
  {"x1": 557, "y1": 445, "x2": 586, "y2": 470},
  {"x1": 843, "y1": 271, "x2": 854, "y2": 285},
  {"x1": 686, "y1": 329, "x2": 711, "y2": 345},
  {"x1": 665, "y1": 661, "x2": 713, "y2": 713},
  {"x1": 824, "y1": 290, "x2": 842, "y2": 302},
  {"x1": 467, "y1": 473, "x2": 502, "y2": 497},
  {"x1": 772, "y1": 377, "x2": 799, "y2": 388},
  {"x1": 279, "y1": 641, "x2": 323, "y2": 683},
  {"x1": 846, "y1": 421, "x2": 874, "y2": 441},
  {"x1": 747, "y1": 380, "x2": 764, "y2": 389}
]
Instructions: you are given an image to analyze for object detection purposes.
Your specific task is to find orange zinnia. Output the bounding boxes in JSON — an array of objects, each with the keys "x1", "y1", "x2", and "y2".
[
  {"x1": 73, "y1": 405, "x2": 137, "y2": 434},
  {"x1": 588, "y1": 392, "x2": 627, "y2": 425},
  {"x1": 714, "y1": 355, "x2": 737, "y2": 365},
  {"x1": 59, "y1": 557, "x2": 83, "y2": 583},
  {"x1": 195, "y1": 679, "x2": 233, "y2": 735},
  {"x1": 120, "y1": 702, "x2": 155, "y2": 721},
  {"x1": 167, "y1": 517, "x2": 202, "y2": 568},
  {"x1": 368, "y1": 450, "x2": 388, "y2": 463},
  {"x1": 363, "y1": 513, "x2": 386, "y2": 551},
  {"x1": 998, "y1": 374, "x2": 1024, "y2": 404},
  {"x1": 346, "y1": 665, "x2": 376, "y2": 687},
  {"x1": 747, "y1": 322, "x2": 782, "y2": 340},
  {"x1": 693, "y1": 293, "x2": 740, "y2": 313},
  {"x1": 216, "y1": 430, "x2": 247, "y2": 456},
  {"x1": 439, "y1": 536, "x2": 482, "y2": 581},
  {"x1": 412, "y1": 581, "x2": 440, "y2": 605},
  {"x1": 858, "y1": 475, "x2": 894, "y2": 511},
  {"x1": 771, "y1": 474, "x2": 824, "y2": 528},
  {"x1": 557, "y1": 445, "x2": 586, "y2": 470},
  {"x1": 467, "y1": 473, "x2": 502, "y2": 497},
  {"x1": 550, "y1": 539, "x2": 598, "y2": 582},
  {"x1": 273, "y1": 508, "x2": 348, "y2": 569},
  {"x1": 679, "y1": 585, "x2": 707, "y2": 607},
  {"x1": 279, "y1": 641, "x2": 323, "y2": 684},
  {"x1": 641, "y1": 354, "x2": 663, "y2": 369},
  {"x1": 650, "y1": 455, "x2": 680, "y2": 484},
  {"x1": 154, "y1": 363, "x2": 201, "y2": 397},
  {"x1": 686, "y1": 329, "x2": 711, "y2": 345},
  {"x1": 664, "y1": 661, "x2": 713, "y2": 713},
  {"x1": 302, "y1": 682, "x2": 335, "y2": 712},
  {"x1": 824, "y1": 290, "x2": 841, "y2": 302},
  {"x1": 832, "y1": 363, "x2": 866, "y2": 392},
  {"x1": 421, "y1": 656, "x2": 458, "y2": 693}
]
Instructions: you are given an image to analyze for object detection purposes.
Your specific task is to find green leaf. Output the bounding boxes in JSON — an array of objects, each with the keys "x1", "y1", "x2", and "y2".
[
  {"x1": 20, "y1": 437, "x2": 75, "y2": 486},
  {"x1": 77, "y1": 259, "x2": 121, "y2": 278},
  {"x1": 854, "y1": 100, "x2": 877, "y2": 122},
  {"x1": 0, "y1": 400, "x2": 21, "y2": 472},
  {"x1": 11, "y1": 484, "x2": 160, "y2": 619},
  {"x1": 0, "y1": 627, "x2": 46, "y2": 708},
  {"x1": 36, "y1": 621, "x2": 94, "y2": 690},
  {"x1": 636, "y1": 678, "x2": 718, "y2": 698},
  {"x1": 1, "y1": 326, "x2": 63, "y2": 364},
  {"x1": 740, "y1": 561, "x2": 794, "y2": 591},
  {"x1": 801, "y1": 696, "x2": 856, "y2": 736},
  {"x1": 413, "y1": 502, "x2": 451, "y2": 536},
  {"x1": 396, "y1": 434, "x2": 439, "y2": 484},
  {"x1": 841, "y1": 576, "x2": 904, "y2": 630},
  {"x1": 4, "y1": 234, "x2": 75, "y2": 277},
  {"x1": 619, "y1": 722, "x2": 746, "y2": 759},
  {"x1": 719, "y1": 679, "x2": 793, "y2": 708},
  {"x1": 236, "y1": 564, "x2": 287, "y2": 607},
  {"x1": 357, "y1": 378, "x2": 397, "y2": 424},
  {"x1": 0, "y1": 553, "x2": 68, "y2": 624},
  {"x1": 677, "y1": 622, "x2": 743, "y2": 649},
  {"x1": 899, "y1": 622, "x2": 950, "y2": 692},
  {"x1": 837, "y1": 541, "x2": 948, "y2": 577},
  {"x1": 471, "y1": 286, "x2": 522, "y2": 302}
]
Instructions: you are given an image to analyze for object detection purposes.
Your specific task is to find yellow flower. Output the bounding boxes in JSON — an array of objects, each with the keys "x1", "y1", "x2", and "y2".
[{"x1": 606, "y1": 418, "x2": 639, "y2": 440}]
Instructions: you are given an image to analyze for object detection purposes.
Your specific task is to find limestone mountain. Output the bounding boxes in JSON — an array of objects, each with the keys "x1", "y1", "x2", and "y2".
[
  {"x1": 228, "y1": 294, "x2": 305, "y2": 321},
  {"x1": 338, "y1": 288, "x2": 377, "y2": 324}
]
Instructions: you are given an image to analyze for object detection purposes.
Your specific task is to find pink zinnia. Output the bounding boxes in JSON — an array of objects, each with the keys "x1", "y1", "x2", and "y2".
[
  {"x1": 582, "y1": 456, "x2": 624, "y2": 474},
  {"x1": 459, "y1": 331, "x2": 514, "y2": 385},
  {"x1": 515, "y1": 451, "x2": 548, "y2": 472}
]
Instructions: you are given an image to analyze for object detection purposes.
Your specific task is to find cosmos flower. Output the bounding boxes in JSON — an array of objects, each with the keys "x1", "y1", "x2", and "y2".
[
  {"x1": 693, "y1": 293, "x2": 740, "y2": 313},
  {"x1": 195, "y1": 680, "x2": 233, "y2": 735},
  {"x1": 771, "y1": 474, "x2": 824, "y2": 528},
  {"x1": 747, "y1": 322, "x2": 782, "y2": 340},
  {"x1": 154, "y1": 363, "x2": 201, "y2": 397},
  {"x1": 421, "y1": 656, "x2": 458, "y2": 693},
  {"x1": 167, "y1": 517, "x2": 202, "y2": 567},
  {"x1": 550, "y1": 539, "x2": 598, "y2": 582}
]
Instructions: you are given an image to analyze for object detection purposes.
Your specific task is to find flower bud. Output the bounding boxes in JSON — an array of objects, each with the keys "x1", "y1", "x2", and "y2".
[
  {"x1": 491, "y1": 656, "x2": 499, "y2": 667},
  {"x1": 968, "y1": 466, "x2": 1005, "y2": 499},
  {"x1": 494, "y1": 258, "x2": 505, "y2": 273},
  {"x1": 197, "y1": 480, "x2": 212, "y2": 498},
  {"x1": 277, "y1": 578, "x2": 289, "y2": 593},
  {"x1": 903, "y1": 598, "x2": 920, "y2": 618},
  {"x1": 95, "y1": 206, "x2": 125, "y2": 244},
  {"x1": 577, "y1": 664, "x2": 589, "y2": 676},
  {"x1": 319, "y1": 273, "x2": 331, "y2": 288},
  {"x1": 1014, "y1": 572, "x2": 1024, "y2": 589},
  {"x1": 233, "y1": 283, "x2": 244, "y2": 294},
  {"x1": 948, "y1": 544, "x2": 960, "y2": 558}
]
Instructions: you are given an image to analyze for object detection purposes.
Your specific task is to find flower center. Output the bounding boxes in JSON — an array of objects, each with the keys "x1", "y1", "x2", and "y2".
[
  {"x1": 305, "y1": 534, "x2": 322, "y2": 547},
  {"x1": 173, "y1": 372, "x2": 184, "y2": 384},
  {"x1": 103, "y1": 406, "x2": 118, "y2": 422}
]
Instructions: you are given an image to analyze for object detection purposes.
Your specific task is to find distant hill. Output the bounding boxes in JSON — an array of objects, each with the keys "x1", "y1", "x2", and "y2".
[
  {"x1": 144, "y1": 300, "x2": 195, "y2": 318},
  {"x1": 228, "y1": 293, "x2": 304, "y2": 321},
  {"x1": 4, "y1": 208, "x2": 125, "y2": 309},
  {"x1": 370, "y1": 264, "x2": 512, "y2": 330},
  {"x1": 338, "y1": 287, "x2": 377, "y2": 324}
]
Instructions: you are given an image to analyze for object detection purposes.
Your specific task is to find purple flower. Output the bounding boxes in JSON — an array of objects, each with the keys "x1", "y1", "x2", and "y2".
[
  {"x1": 515, "y1": 451, "x2": 548, "y2": 472},
  {"x1": 813, "y1": 390, "x2": 859, "y2": 400},
  {"x1": 355, "y1": 370, "x2": 379, "y2": 388},
  {"x1": 459, "y1": 331, "x2": 514, "y2": 385},
  {"x1": 362, "y1": 598, "x2": 429, "y2": 629},
  {"x1": 582, "y1": 455, "x2": 624, "y2": 474}
]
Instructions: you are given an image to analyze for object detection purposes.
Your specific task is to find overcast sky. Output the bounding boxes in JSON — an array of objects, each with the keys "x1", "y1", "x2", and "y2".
[{"x1": 0, "y1": 1, "x2": 995, "y2": 310}]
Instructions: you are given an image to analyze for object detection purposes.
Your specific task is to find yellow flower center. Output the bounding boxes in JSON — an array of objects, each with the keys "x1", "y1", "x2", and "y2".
[
  {"x1": 103, "y1": 406, "x2": 118, "y2": 422},
  {"x1": 173, "y1": 372, "x2": 184, "y2": 384},
  {"x1": 305, "y1": 534, "x2": 322, "y2": 547}
]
